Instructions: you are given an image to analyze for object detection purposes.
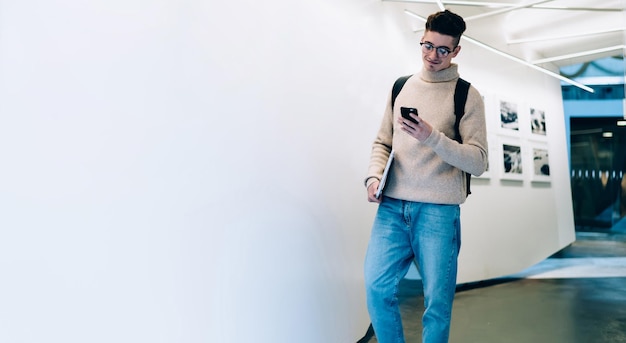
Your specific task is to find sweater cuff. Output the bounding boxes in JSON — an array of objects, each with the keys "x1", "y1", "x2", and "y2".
[
  {"x1": 423, "y1": 128, "x2": 441, "y2": 147},
  {"x1": 364, "y1": 176, "x2": 380, "y2": 188}
]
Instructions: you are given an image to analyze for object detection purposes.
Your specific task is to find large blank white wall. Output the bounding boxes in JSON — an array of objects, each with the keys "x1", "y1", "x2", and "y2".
[{"x1": 0, "y1": 0, "x2": 573, "y2": 342}]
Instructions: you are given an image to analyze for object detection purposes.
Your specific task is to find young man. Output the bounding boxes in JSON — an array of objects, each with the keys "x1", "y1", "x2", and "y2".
[{"x1": 363, "y1": 10, "x2": 488, "y2": 343}]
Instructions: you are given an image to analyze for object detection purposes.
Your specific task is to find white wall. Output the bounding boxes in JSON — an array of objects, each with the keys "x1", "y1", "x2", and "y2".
[
  {"x1": 453, "y1": 43, "x2": 576, "y2": 282},
  {"x1": 0, "y1": 1, "x2": 573, "y2": 342}
]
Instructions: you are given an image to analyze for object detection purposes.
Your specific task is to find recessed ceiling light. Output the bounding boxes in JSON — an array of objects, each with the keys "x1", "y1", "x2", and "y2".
[
  {"x1": 603, "y1": 132, "x2": 614, "y2": 138},
  {"x1": 617, "y1": 120, "x2": 626, "y2": 127}
]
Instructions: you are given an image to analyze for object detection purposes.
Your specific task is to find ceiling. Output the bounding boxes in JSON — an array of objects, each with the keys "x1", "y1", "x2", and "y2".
[{"x1": 384, "y1": 0, "x2": 626, "y2": 69}]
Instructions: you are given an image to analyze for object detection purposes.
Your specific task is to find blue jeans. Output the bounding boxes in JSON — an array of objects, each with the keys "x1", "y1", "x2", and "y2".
[{"x1": 364, "y1": 197, "x2": 461, "y2": 343}]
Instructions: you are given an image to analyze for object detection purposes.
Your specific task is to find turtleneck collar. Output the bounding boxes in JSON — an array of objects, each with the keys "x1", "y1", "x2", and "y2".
[{"x1": 420, "y1": 63, "x2": 459, "y2": 83}]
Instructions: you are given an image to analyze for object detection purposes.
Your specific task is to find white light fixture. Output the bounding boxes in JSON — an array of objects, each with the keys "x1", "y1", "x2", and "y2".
[
  {"x1": 603, "y1": 132, "x2": 614, "y2": 138},
  {"x1": 386, "y1": 0, "x2": 623, "y2": 11},
  {"x1": 387, "y1": 0, "x2": 514, "y2": 7},
  {"x1": 616, "y1": 120, "x2": 626, "y2": 126},
  {"x1": 508, "y1": 28, "x2": 626, "y2": 45},
  {"x1": 461, "y1": 35, "x2": 595, "y2": 93},
  {"x1": 531, "y1": 45, "x2": 626, "y2": 65},
  {"x1": 464, "y1": 0, "x2": 552, "y2": 21}
]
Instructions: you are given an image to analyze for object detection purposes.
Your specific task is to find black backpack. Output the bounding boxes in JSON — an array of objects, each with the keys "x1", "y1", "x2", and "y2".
[{"x1": 391, "y1": 75, "x2": 472, "y2": 196}]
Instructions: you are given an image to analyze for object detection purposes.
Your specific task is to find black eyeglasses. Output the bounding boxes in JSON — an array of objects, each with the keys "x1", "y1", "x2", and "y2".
[{"x1": 420, "y1": 42, "x2": 455, "y2": 57}]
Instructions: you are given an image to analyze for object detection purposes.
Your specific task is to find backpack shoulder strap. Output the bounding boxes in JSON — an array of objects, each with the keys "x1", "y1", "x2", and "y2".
[
  {"x1": 453, "y1": 77, "x2": 472, "y2": 196},
  {"x1": 391, "y1": 75, "x2": 412, "y2": 110},
  {"x1": 453, "y1": 77, "x2": 471, "y2": 143}
]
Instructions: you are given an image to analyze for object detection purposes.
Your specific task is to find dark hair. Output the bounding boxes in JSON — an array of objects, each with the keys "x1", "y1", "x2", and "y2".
[{"x1": 425, "y1": 10, "x2": 466, "y2": 45}]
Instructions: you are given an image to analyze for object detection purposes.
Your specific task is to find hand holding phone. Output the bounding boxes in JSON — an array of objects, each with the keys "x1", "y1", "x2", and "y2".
[{"x1": 400, "y1": 107, "x2": 419, "y2": 125}]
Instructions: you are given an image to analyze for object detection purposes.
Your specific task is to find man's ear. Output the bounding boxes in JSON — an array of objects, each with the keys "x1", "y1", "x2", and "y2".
[{"x1": 452, "y1": 45, "x2": 461, "y2": 57}]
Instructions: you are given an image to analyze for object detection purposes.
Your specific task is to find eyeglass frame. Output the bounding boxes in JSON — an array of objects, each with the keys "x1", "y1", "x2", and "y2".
[{"x1": 420, "y1": 41, "x2": 458, "y2": 57}]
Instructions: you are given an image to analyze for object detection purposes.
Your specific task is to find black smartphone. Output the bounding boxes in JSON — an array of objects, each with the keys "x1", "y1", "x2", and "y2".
[{"x1": 400, "y1": 107, "x2": 419, "y2": 124}]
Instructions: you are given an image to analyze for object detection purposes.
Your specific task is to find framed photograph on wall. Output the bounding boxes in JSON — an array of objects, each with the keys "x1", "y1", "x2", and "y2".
[
  {"x1": 529, "y1": 142, "x2": 550, "y2": 182},
  {"x1": 500, "y1": 137, "x2": 524, "y2": 180},
  {"x1": 499, "y1": 99, "x2": 520, "y2": 134},
  {"x1": 530, "y1": 107, "x2": 547, "y2": 137}
]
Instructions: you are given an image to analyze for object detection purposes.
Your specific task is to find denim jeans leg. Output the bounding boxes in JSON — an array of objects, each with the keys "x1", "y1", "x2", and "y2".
[
  {"x1": 412, "y1": 203, "x2": 461, "y2": 343},
  {"x1": 364, "y1": 197, "x2": 413, "y2": 343}
]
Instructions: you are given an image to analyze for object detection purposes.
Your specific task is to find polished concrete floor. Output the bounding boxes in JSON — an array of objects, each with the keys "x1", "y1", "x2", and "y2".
[{"x1": 359, "y1": 232, "x2": 626, "y2": 343}]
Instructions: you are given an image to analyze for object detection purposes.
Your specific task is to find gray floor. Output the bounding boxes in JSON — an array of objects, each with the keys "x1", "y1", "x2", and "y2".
[{"x1": 359, "y1": 232, "x2": 626, "y2": 343}]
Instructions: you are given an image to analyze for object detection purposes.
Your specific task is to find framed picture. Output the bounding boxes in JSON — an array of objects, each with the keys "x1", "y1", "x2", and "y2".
[
  {"x1": 529, "y1": 142, "x2": 550, "y2": 182},
  {"x1": 530, "y1": 107, "x2": 547, "y2": 137},
  {"x1": 500, "y1": 138, "x2": 524, "y2": 180},
  {"x1": 499, "y1": 99, "x2": 520, "y2": 133}
]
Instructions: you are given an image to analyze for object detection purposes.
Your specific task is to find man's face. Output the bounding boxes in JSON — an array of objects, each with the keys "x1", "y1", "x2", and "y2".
[{"x1": 421, "y1": 31, "x2": 460, "y2": 72}]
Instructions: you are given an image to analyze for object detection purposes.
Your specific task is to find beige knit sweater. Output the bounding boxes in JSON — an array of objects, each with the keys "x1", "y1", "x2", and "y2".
[{"x1": 366, "y1": 64, "x2": 488, "y2": 204}]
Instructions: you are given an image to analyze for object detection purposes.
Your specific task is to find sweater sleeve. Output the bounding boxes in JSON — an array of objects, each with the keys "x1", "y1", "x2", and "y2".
[{"x1": 423, "y1": 86, "x2": 488, "y2": 176}]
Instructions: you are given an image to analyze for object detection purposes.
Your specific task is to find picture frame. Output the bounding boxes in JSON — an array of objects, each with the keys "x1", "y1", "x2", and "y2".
[
  {"x1": 529, "y1": 107, "x2": 547, "y2": 138},
  {"x1": 528, "y1": 141, "x2": 551, "y2": 182},
  {"x1": 498, "y1": 98, "x2": 520, "y2": 135},
  {"x1": 499, "y1": 137, "x2": 524, "y2": 181}
]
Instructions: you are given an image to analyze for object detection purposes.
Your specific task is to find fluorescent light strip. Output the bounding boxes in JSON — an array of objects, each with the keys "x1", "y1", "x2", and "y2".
[
  {"x1": 508, "y1": 28, "x2": 626, "y2": 45},
  {"x1": 465, "y1": 0, "x2": 554, "y2": 21},
  {"x1": 384, "y1": 0, "x2": 624, "y2": 11},
  {"x1": 425, "y1": 0, "x2": 558, "y2": 23},
  {"x1": 405, "y1": 9, "x2": 427, "y2": 33},
  {"x1": 531, "y1": 6, "x2": 623, "y2": 12},
  {"x1": 385, "y1": 0, "x2": 512, "y2": 6},
  {"x1": 461, "y1": 35, "x2": 594, "y2": 93},
  {"x1": 403, "y1": 9, "x2": 595, "y2": 93},
  {"x1": 531, "y1": 45, "x2": 626, "y2": 64}
]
